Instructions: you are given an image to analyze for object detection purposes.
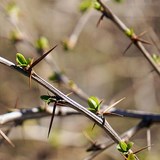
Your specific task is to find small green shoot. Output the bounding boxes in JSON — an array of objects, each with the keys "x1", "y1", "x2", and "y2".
[
  {"x1": 79, "y1": 0, "x2": 92, "y2": 13},
  {"x1": 35, "y1": 36, "x2": 49, "y2": 52},
  {"x1": 79, "y1": 0, "x2": 101, "y2": 13},
  {"x1": 152, "y1": 54, "x2": 160, "y2": 65},
  {"x1": 117, "y1": 141, "x2": 134, "y2": 154},
  {"x1": 125, "y1": 28, "x2": 134, "y2": 38},
  {"x1": 127, "y1": 153, "x2": 135, "y2": 160},
  {"x1": 49, "y1": 72, "x2": 62, "y2": 83},
  {"x1": 88, "y1": 96, "x2": 103, "y2": 129},
  {"x1": 6, "y1": 2, "x2": 20, "y2": 17},
  {"x1": 40, "y1": 95, "x2": 55, "y2": 104},
  {"x1": 117, "y1": 141, "x2": 136, "y2": 160},
  {"x1": 16, "y1": 45, "x2": 57, "y2": 87},
  {"x1": 88, "y1": 96, "x2": 102, "y2": 114},
  {"x1": 16, "y1": 53, "x2": 33, "y2": 69},
  {"x1": 10, "y1": 30, "x2": 22, "y2": 43},
  {"x1": 123, "y1": 29, "x2": 151, "y2": 54},
  {"x1": 93, "y1": 1, "x2": 101, "y2": 11}
]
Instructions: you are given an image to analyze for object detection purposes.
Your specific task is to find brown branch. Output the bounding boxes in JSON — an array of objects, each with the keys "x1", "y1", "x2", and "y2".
[
  {"x1": 84, "y1": 120, "x2": 149, "y2": 160},
  {"x1": 97, "y1": 0, "x2": 160, "y2": 76},
  {"x1": 0, "y1": 56, "x2": 123, "y2": 145}
]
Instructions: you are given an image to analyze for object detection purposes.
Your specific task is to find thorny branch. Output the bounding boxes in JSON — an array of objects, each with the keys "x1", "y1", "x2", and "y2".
[
  {"x1": 97, "y1": 0, "x2": 160, "y2": 76},
  {"x1": 0, "y1": 57, "x2": 122, "y2": 144},
  {"x1": 0, "y1": 56, "x2": 142, "y2": 159},
  {"x1": 0, "y1": 1, "x2": 159, "y2": 159},
  {"x1": 0, "y1": 105, "x2": 160, "y2": 126},
  {"x1": 84, "y1": 120, "x2": 150, "y2": 160}
]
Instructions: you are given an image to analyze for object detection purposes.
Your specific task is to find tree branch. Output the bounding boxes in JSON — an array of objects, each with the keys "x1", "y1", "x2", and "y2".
[
  {"x1": 0, "y1": 56, "x2": 122, "y2": 144},
  {"x1": 97, "y1": 0, "x2": 160, "y2": 76}
]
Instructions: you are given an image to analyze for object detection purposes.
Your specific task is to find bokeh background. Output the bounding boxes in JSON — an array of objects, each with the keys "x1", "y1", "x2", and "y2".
[{"x1": 0, "y1": 0, "x2": 160, "y2": 159}]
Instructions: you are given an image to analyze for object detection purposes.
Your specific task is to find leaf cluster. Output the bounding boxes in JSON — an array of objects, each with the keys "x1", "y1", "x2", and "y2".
[
  {"x1": 79, "y1": 0, "x2": 101, "y2": 13},
  {"x1": 16, "y1": 53, "x2": 33, "y2": 69},
  {"x1": 88, "y1": 96, "x2": 102, "y2": 114},
  {"x1": 117, "y1": 141, "x2": 136, "y2": 160}
]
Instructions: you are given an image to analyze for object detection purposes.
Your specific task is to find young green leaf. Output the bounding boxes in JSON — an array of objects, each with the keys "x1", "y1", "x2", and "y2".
[
  {"x1": 10, "y1": 30, "x2": 22, "y2": 42},
  {"x1": 127, "y1": 142, "x2": 134, "y2": 150},
  {"x1": 35, "y1": 36, "x2": 49, "y2": 51},
  {"x1": 41, "y1": 95, "x2": 51, "y2": 101},
  {"x1": 16, "y1": 53, "x2": 28, "y2": 66},
  {"x1": 117, "y1": 141, "x2": 134, "y2": 154},
  {"x1": 117, "y1": 141, "x2": 128, "y2": 153},
  {"x1": 127, "y1": 153, "x2": 135, "y2": 160},
  {"x1": 16, "y1": 53, "x2": 33, "y2": 69},
  {"x1": 40, "y1": 95, "x2": 54, "y2": 104},
  {"x1": 6, "y1": 2, "x2": 20, "y2": 17},
  {"x1": 94, "y1": 1, "x2": 101, "y2": 10},
  {"x1": 125, "y1": 28, "x2": 134, "y2": 37},
  {"x1": 88, "y1": 96, "x2": 99, "y2": 109},
  {"x1": 49, "y1": 72, "x2": 62, "y2": 82},
  {"x1": 152, "y1": 54, "x2": 160, "y2": 65},
  {"x1": 88, "y1": 96, "x2": 102, "y2": 114},
  {"x1": 79, "y1": 0, "x2": 92, "y2": 13}
]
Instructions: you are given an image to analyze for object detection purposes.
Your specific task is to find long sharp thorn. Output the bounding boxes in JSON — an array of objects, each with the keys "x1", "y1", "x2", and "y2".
[
  {"x1": 138, "y1": 39, "x2": 152, "y2": 45},
  {"x1": 96, "y1": 14, "x2": 104, "y2": 27},
  {"x1": 103, "y1": 112, "x2": 123, "y2": 117},
  {"x1": 123, "y1": 42, "x2": 133, "y2": 55},
  {"x1": 138, "y1": 30, "x2": 148, "y2": 37},
  {"x1": 48, "y1": 101, "x2": 57, "y2": 138},
  {"x1": 0, "y1": 129, "x2": 15, "y2": 147},
  {"x1": 103, "y1": 97, "x2": 125, "y2": 113},
  {"x1": 91, "y1": 123, "x2": 96, "y2": 131},
  {"x1": 29, "y1": 45, "x2": 58, "y2": 70},
  {"x1": 14, "y1": 97, "x2": 19, "y2": 109},
  {"x1": 29, "y1": 72, "x2": 32, "y2": 88},
  {"x1": 133, "y1": 145, "x2": 153, "y2": 154}
]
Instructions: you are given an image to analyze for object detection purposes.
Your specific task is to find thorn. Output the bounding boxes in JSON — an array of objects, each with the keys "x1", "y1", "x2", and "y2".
[
  {"x1": 48, "y1": 101, "x2": 57, "y2": 138},
  {"x1": 133, "y1": 145, "x2": 153, "y2": 154},
  {"x1": 137, "y1": 38, "x2": 152, "y2": 45},
  {"x1": 91, "y1": 123, "x2": 96, "y2": 131},
  {"x1": 103, "y1": 97, "x2": 125, "y2": 113},
  {"x1": 14, "y1": 97, "x2": 19, "y2": 109},
  {"x1": 138, "y1": 30, "x2": 148, "y2": 37},
  {"x1": 123, "y1": 30, "x2": 151, "y2": 55},
  {"x1": 103, "y1": 112, "x2": 123, "y2": 117},
  {"x1": 29, "y1": 70, "x2": 32, "y2": 88},
  {"x1": 28, "y1": 45, "x2": 58, "y2": 70},
  {"x1": 123, "y1": 42, "x2": 133, "y2": 55},
  {"x1": 66, "y1": 92, "x2": 73, "y2": 97},
  {"x1": 133, "y1": 30, "x2": 152, "y2": 45},
  {"x1": 96, "y1": 14, "x2": 104, "y2": 27},
  {"x1": 0, "y1": 129, "x2": 15, "y2": 147}
]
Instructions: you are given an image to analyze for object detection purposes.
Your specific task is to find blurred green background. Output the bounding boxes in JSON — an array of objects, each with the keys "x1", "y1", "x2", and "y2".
[{"x1": 0, "y1": 0, "x2": 160, "y2": 159}]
